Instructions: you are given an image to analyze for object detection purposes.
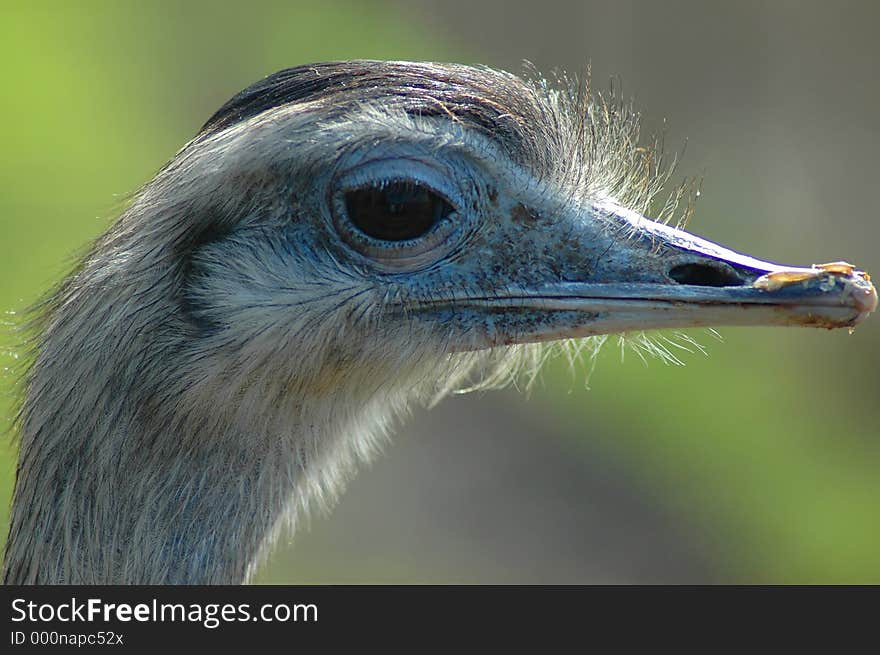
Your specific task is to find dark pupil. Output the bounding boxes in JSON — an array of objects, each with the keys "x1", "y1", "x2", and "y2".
[{"x1": 345, "y1": 181, "x2": 452, "y2": 241}]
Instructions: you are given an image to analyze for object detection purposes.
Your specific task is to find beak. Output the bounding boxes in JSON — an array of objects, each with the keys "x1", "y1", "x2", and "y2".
[{"x1": 417, "y1": 199, "x2": 877, "y2": 348}]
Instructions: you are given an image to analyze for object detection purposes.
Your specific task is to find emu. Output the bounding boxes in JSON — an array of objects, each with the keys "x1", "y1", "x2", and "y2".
[{"x1": 3, "y1": 61, "x2": 876, "y2": 584}]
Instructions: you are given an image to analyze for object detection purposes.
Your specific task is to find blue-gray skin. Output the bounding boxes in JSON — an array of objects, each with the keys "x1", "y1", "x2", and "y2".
[{"x1": 3, "y1": 61, "x2": 876, "y2": 584}]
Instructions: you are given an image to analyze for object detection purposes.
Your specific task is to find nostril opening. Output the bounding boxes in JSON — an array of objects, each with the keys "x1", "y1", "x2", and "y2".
[{"x1": 669, "y1": 262, "x2": 745, "y2": 287}]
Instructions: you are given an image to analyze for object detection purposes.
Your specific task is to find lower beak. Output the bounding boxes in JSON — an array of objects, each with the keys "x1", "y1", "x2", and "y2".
[{"x1": 478, "y1": 268, "x2": 876, "y2": 344}]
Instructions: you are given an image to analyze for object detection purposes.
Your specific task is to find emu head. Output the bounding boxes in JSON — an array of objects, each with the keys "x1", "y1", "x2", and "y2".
[{"x1": 6, "y1": 60, "x2": 875, "y2": 584}]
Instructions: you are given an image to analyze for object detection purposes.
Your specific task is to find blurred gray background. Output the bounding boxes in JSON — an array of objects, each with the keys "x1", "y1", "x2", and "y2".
[{"x1": 2, "y1": 1, "x2": 878, "y2": 583}]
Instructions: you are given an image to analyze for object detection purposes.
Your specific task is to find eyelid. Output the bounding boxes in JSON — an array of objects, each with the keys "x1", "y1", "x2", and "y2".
[{"x1": 336, "y1": 158, "x2": 463, "y2": 209}]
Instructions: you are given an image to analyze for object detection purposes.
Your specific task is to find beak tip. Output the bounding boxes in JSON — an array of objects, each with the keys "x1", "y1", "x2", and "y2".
[
  {"x1": 856, "y1": 278, "x2": 878, "y2": 321},
  {"x1": 752, "y1": 262, "x2": 877, "y2": 329},
  {"x1": 843, "y1": 267, "x2": 877, "y2": 324}
]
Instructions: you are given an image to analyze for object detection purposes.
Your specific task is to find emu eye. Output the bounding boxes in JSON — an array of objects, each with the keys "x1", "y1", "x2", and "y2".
[{"x1": 345, "y1": 181, "x2": 453, "y2": 242}]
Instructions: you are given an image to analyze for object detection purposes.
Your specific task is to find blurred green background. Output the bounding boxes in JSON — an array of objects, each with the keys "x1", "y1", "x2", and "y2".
[{"x1": 2, "y1": 0, "x2": 878, "y2": 583}]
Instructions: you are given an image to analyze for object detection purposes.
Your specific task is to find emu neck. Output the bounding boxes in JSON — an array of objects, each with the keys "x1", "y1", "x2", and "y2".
[
  {"x1": 3, "y1": 284, "x2": 404, "y2": 585},
  {"x1": 3, "y1": 385, "x2": 313, "y2": 584},
  {"x1": 2, "y1": 269, "x2": 418, "y2": 585}
]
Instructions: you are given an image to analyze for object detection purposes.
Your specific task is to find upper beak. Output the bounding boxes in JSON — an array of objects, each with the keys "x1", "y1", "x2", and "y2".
[{"x1": 417, "y1": 199, "x2": 877, "y2": 347}]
